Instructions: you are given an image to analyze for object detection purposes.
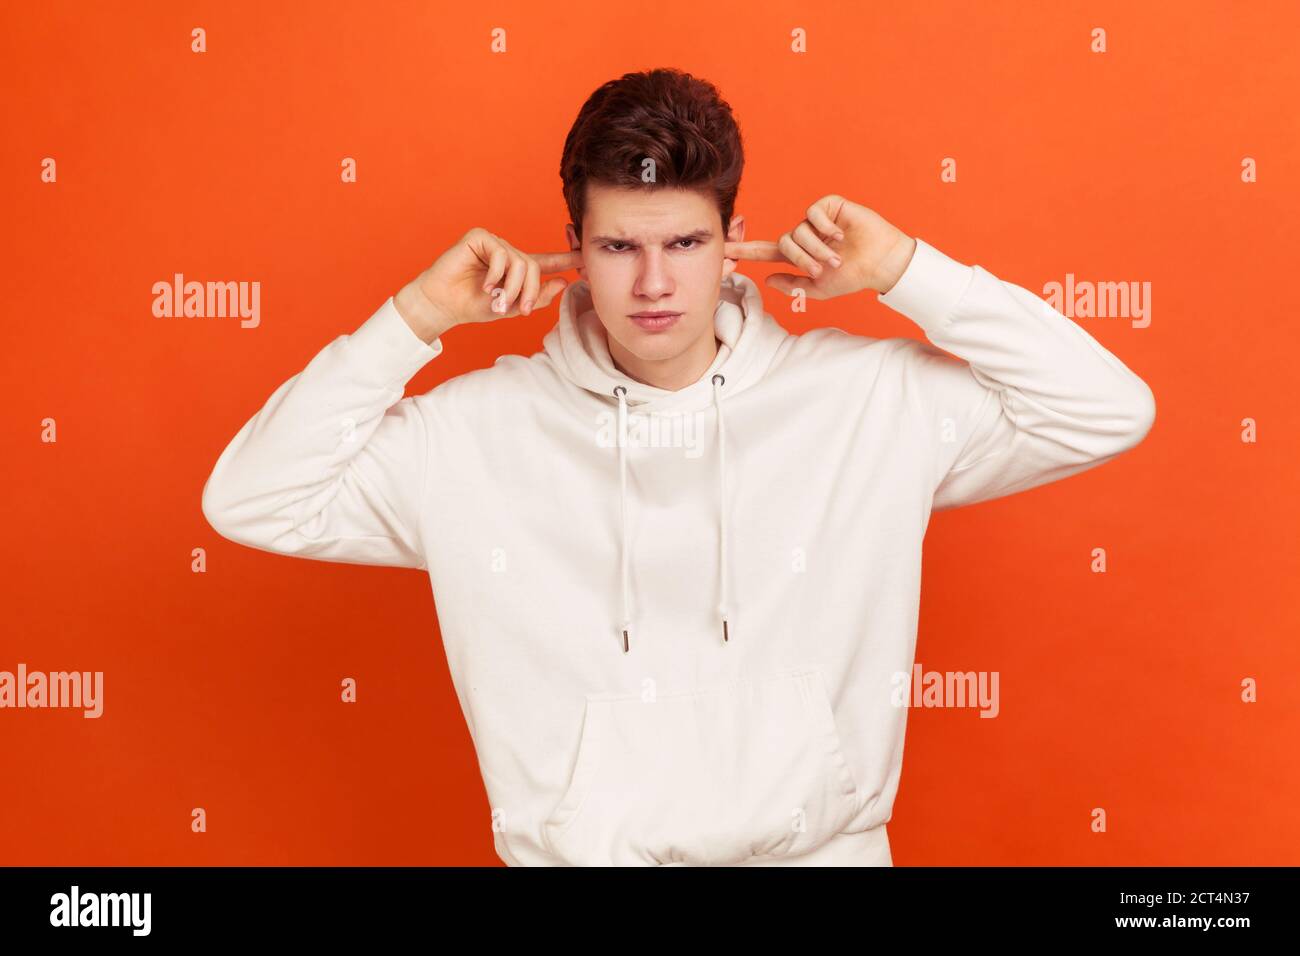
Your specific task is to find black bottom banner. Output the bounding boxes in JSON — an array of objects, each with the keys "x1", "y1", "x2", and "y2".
[{"x1": 0, "y1": 865, "x2": 1287, "y2": 942}]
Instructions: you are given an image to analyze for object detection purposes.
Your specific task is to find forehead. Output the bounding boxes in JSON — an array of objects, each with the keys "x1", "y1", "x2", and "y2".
[{"x1": 582, "y1": 183, "x2": 717, "y2": 238}]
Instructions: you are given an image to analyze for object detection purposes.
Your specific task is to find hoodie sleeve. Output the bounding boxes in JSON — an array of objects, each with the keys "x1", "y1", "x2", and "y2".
[
  {"x1": 201, "y1": 295, "x2": 444, "y2": 569},
  {"x1": 877, "y1": 237, "x2": 1156, "y2": 512}
]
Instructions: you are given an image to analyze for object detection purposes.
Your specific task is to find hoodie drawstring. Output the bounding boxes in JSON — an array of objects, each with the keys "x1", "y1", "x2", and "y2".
[
  {"x1": 712, "y1": 374, "x2": 730, "y2": 644},
  {"x1": 614, "y1": 385, "x2": 632, "y2": 652},
  {"x1": 614, "y1": 376, "x2": 729, "y2": 653}
]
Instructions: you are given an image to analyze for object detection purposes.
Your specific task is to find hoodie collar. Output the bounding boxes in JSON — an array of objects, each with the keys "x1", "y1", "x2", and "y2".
[{"x1": 542, "y1": 271, "x2": 787, "y2": 415}]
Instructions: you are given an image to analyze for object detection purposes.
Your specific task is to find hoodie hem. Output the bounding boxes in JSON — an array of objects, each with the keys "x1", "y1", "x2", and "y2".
[
  {"x1": 499, "y1": 822, "x2": 892, "y2": 867},
  {"x1": 630, "y1": 823, "x2": 892, "y2": 867},
  {"x1": 731, "y1": 822, "x2": 892, "y2": 867}
]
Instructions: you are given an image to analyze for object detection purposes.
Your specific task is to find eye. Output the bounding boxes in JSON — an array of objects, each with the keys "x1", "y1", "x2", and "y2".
[{"x1": 603, "y1": 239, "x2": 701, "y2": 253}]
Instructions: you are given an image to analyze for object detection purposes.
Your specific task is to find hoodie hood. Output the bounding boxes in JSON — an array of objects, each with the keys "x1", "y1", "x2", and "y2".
[
  {"x1": 543, "y1": 271, "x2": 788, "y2": 414},
  {"x1": 542, "y1": 271, "x2": 790, "y2": 653}
]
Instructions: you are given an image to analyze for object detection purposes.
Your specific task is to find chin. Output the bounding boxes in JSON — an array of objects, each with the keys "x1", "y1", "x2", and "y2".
[
  {"x1": 625, "y1": 322, "x2": 702, "y2": 353},
  {"x1": 614, "y1": 336, "x2": 675, "y2": 362}
]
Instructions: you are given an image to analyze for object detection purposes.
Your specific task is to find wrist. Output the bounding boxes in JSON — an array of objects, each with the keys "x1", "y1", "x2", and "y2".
[
  {"x1": 394, "y1": 281, "x2": 457, "y2": 345},
  {"x1": 872, "y1": 232, "x2": 917, "y2": 295}
]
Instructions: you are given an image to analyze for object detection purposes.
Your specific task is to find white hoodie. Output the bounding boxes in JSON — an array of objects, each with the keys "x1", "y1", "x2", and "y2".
[{"x1": 201, "y1": 237, "x2": 1155, "y2": 866}]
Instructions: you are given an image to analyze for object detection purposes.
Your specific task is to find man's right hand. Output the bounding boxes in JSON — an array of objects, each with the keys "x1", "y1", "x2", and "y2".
[{"x1": 394, "y1": 227, "x2": 582, "y2": 344}]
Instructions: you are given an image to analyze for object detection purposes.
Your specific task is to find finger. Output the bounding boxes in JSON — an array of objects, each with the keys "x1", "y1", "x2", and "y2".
[
  {"x1": 765, "y1": 272, "x2": 823, "y2": 299},
  {"x1": 806, "y1": 201, "x2": 845, "y2": 242},
  {"x1": 778, "y1": 233, "x2": 824, "y2": 277},
  {"x1": 533, "y1": 276, "x2": 568, "y2": 309},
  {"x1": 793, "y1": 220, "x2": 841, "y2": 267},
  {"x1": 529, "y1": 250, "x2": 584, "y2": 274},
  {"x1": 482, "y1": 241, "x2": 509, "y2": 293},
  {"x1": 519, "y1": 257, "x2": 541, "y2": 315},
  {"x1": 494, "y1": 254, "x2": 529, "y2": 314},
  {"x1": 723, "y1": 240, "x2": 784, "y2": 262}
]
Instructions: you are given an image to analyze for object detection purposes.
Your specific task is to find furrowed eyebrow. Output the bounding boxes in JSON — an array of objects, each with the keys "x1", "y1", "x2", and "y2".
[{"x1": 589, "y1": 229, "x2": 714, "y2": 245}]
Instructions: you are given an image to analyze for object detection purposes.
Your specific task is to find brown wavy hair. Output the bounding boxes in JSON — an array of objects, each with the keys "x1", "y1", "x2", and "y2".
[{"x1": 560, "y1": 68, "x2": 745, "y2": 242}]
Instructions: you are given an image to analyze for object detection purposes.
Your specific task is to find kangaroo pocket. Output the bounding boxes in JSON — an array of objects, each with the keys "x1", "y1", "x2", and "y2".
[{"x1": 541, "y1": 668, "x2": 863, "y2": 866}]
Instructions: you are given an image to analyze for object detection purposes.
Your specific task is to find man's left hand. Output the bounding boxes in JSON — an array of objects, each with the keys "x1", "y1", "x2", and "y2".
[{"x1": 724, "y1": 195, "x2": 917, "y2": 298}]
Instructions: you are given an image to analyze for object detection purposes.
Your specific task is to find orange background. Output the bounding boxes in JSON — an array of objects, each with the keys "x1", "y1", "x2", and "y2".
[{"x1": 2, "y1": 0, "x2": 1297, "y2": 865}]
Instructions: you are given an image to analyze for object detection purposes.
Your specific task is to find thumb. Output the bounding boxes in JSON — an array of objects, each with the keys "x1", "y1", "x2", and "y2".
[
  {"x1": 764, "y1": 273, "x2": 817, "y2": 297},
  {"x1": 533, "y1": 276, "x2": 569, "y2": 309}
]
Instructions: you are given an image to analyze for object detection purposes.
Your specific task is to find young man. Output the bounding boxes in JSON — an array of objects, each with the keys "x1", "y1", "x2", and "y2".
[{"x1": 201, "y1": 68, "x2": 1155, "y2": 867}]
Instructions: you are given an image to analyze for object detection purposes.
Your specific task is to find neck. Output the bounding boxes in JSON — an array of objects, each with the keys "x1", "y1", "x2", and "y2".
[{"x1": 609, "y1": 332, "x2": 723, "y2": 392}]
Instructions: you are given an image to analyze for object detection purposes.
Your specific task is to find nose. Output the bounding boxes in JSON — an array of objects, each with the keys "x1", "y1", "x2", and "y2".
[{"x1": 633, "y1": 247, "x2": 674, "y2": 299}]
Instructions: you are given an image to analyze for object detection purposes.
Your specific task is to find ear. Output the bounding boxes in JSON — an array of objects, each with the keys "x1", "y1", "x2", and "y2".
[
  {"x1": 565, "y1": 223, "x2": 588, "y2": 281},
  {"x1": 722, "y1": 214, "x2": 745, "y2": 276}
]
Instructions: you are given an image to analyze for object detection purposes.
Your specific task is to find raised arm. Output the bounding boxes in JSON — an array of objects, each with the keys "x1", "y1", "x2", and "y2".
[
  {"x1": 727, "y1": 196, "x2": 1157, "y2": 513},
  {"x1": 200, "y1": 227, "x2": 579, "y2": 568},
  {"x1": 200, "y1": 295, "x2": 444, "y2": 568},
  {"x1": 879, "y1": 238, "x2": 1156, "y2": 511}
]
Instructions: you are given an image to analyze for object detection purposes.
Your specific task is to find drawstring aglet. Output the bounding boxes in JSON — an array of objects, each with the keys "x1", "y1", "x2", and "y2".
[
  {"x1": 722, "y1": 619, "x2": 729, "y2": 643},
  {"x1": 622, "y1": 629, "x2": 629, "y2": 653}
]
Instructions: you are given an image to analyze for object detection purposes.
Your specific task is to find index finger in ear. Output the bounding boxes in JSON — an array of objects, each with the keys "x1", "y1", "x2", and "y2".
[
  {"x1": 529, "y1": 250, "x2": 584, "y2": 274},
  {"x1": 723, "y1": 240, "x2": 785, "y2": 262}
]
